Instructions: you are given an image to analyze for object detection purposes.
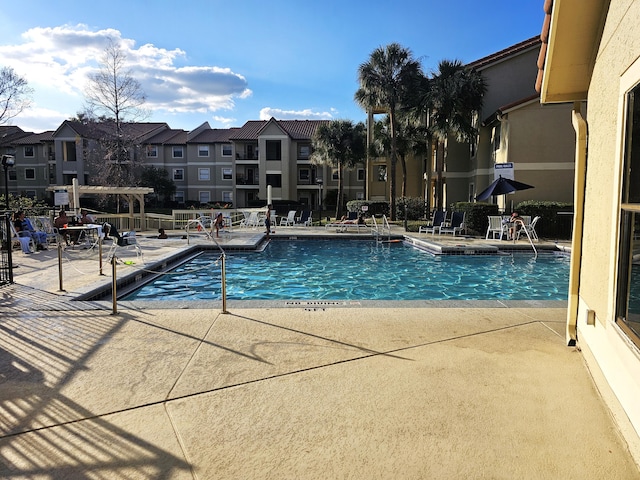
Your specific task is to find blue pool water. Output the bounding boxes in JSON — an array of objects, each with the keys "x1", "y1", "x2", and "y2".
[{"x1": 124, "y1": 240, "x2": 570, "y2": 301}]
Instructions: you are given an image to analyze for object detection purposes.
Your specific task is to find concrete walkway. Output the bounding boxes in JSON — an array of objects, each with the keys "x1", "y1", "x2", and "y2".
[{"x1": 1, "y1": 230, "x2": 638, "y2": 479}]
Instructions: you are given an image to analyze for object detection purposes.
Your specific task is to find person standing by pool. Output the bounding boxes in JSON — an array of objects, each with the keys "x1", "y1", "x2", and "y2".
[
  {"x1": 214, "y1": 213, "x2": 225, "y2": 238},
  {"x1": 265, "y1": 204, "x2": 273, "y2": 239}
]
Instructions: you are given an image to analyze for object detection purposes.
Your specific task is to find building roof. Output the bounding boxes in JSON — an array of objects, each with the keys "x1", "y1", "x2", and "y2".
[
  {"x1": 12, "y1": 131, "x2": 55, "y2": 144},
  {"x1": 229, "y1": 119, "x2": 328, "y2": 141},
  {"x1": 482, "y1": 94, "x2": 541, "y2": 126},
  {"x1": 145, "y1": 129, "x2": 188, "y2": 145},
  {"x1": 0, "y1": 126, "x2": 31, "y2": 146},
  {"x1": 537, "y1": 0, "x2": 611, "y2": 103},
  {"x1": 467, "y1": 36, "x2": 541, "y2": 70},
  {"x1": 188, "y1": 128, "x2": 233, "y2": 143}
]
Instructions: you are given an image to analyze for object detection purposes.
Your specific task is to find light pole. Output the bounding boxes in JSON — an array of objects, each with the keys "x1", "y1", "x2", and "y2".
[
  {"x1": 2, "y1": 155, "x2": 15, "y2": 210},
  {"x1": 2, "y1": 154, "x2": 15, "y2": 284}
]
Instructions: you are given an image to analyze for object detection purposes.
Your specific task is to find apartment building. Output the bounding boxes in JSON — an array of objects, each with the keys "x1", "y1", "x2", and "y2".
[{"x1": 0, "y1": 118, "x2": 366, "y2": 210}]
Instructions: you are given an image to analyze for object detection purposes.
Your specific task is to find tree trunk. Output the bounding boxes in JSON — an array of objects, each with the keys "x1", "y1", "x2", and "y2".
[
  {"x1": 436, "y1": 140, "x2": 446, "y2": 211},
  {"x1": 335, "y1": 162, "x2": 344, "y2": 219},
  {"x1": 389, "y1": 110, "x2": 397, "y2": 221},
  {"x1": 400, "y1": 154, "x2": 407, "y2": 198}
]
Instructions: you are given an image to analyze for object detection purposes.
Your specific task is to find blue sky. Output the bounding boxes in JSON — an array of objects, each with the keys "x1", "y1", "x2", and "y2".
[{"x1": 0, "y1": 0, "x2": 544, "y2": 133}]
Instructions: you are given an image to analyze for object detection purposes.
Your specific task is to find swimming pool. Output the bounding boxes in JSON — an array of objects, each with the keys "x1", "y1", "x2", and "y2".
[{"x1": 123, "y1": 240, "x2": 570, "y2": 301}]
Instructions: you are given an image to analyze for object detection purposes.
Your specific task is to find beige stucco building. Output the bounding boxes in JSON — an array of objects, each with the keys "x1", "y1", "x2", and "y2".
[{"x1": 539, "y1": 0, "x2": 640, "y2": 453}]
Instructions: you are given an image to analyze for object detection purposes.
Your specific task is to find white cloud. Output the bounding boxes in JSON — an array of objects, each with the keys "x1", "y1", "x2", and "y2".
[
  {"x1": 259, "y1": 107, "x2": 334, "y2": 121},
  {"x1": 0, "y1": 24, "x2": 251, "y2": 128}
]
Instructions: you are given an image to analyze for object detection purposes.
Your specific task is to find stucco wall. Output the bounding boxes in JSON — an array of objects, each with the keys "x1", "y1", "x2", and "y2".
[{"x1": 582, "y1": 0, "x2": 640, "y2": 324}]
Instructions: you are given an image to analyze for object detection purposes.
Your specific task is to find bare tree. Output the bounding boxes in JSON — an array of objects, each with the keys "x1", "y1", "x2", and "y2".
[
  {"x1": 83, "y1": 40, "x2": 149, "y2": 193},
  {"x1": 0, "y1": 66, "x2": 33, "y2": 125}
]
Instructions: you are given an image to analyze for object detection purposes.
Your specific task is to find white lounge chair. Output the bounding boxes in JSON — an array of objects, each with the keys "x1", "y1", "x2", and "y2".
[
  {"x1": 280, "y1": 210, "x2": 297, "y2": 226},
  {"x1": 516, "y1": 215, "x2": 540, "y2": 242},
  {"x1": 9, "y1": 221, "x2": 36, "y2": 253}
]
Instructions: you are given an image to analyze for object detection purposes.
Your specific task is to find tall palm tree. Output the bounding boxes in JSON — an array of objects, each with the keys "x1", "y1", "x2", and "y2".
[
  {"x1": 355, "y1": 43, "x2": 422, "y2": 220},
  {"x1": 310, "y1": 120, "x2": 366, "y2": 219},
  {"x1": 421, "y1": 59, "x2": 486, "y2": 210}
]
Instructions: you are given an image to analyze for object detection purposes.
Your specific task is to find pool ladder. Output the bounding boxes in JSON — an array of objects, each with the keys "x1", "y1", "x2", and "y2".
[
  {"x1": 371, "y1": 215, "x2": 391, "y2": 243},
  {"x1": 514, "y1": 219, "x2": 537, "y2": 258}
]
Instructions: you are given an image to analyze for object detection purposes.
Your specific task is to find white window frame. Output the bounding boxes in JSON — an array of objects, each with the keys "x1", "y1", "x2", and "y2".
[
  {"x1": 222, "y1": 144, "x2": 232, "y2": 157},
  {"x1": 357, "y1": 168, "x2": 365, "y2": 181},
  {"x1": 198, "y1": 168, "x2": 210, "y2": 181},
  {"x1": 222, "y1": 191, "x2": 233, "y2": 203},
  {"x1": 199, "y1": 191, "x2": 211, "y2": 204},
  {"x1": 172, "y1": 146, "x2": 184, "y2": 158},
  {"x1": 198, "y1": 145, "x2": 210, "y2": 157},
  {"x1": 222, "y1": 168, "x2": 233, "y2": 180},
  {"x1": 173, "y1": 168, "x2": 184, "y2": 181},
  {"x1": 25, "y1": 168, "x2": 36, "y2": 180},
  {"x1": 174, "y1": 191, "x2": 185, "y2": 204},
  {"x1": 24, "y1": 146, "x2": 35, "y2": 157}
]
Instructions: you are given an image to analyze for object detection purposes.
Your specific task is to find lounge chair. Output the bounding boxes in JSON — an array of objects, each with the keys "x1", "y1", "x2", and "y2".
[
  {"x1": 296, "y1": 210, "x2": 313, "y2": 226},
  {"x1": 486, "y1": 215, "x2": 506, "y2": 240},
  {"x1": 440, "y1": 211, "x2": 466, "y2": 236},
  {"x1": 9, "y1": 221, "x2": 36, "y2": 253},
  {"x1": 419, "y1": 210, "x2": 446, "y2": 235},
  {"x1": 280, "y1": 210, "x2": 297, "y2": 226}
]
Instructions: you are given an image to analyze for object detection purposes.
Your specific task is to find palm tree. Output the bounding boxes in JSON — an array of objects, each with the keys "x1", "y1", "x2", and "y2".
[
  {"x1": 355, "y1": 43, "x2": 422, "y2": 220},
  {"x1": 421, "y1": 59, "x2": 486, "y2": 210},
  {"x1": 310, "y1": 120, "x2": 366, "y2": 219}
]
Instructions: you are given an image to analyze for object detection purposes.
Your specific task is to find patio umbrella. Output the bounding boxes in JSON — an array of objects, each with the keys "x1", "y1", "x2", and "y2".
[{"x1": 475, "y1": 176, "x2": 534, "y2": 201}]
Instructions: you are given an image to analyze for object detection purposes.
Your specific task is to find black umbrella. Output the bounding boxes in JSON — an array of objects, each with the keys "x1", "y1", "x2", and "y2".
[{"x1": 475, "y1": 176, "x2": 534, "y2": 201}]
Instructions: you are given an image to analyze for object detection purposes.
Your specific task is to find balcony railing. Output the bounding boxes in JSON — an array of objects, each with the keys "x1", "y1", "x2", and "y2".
[{"x1": 236, "y1": 153, "x2": 259, "y2": 160}]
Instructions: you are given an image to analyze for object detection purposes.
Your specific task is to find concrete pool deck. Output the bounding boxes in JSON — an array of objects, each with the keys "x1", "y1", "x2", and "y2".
[{"x1": 1, "y1": 227, "x2": 639, "y2": 478}]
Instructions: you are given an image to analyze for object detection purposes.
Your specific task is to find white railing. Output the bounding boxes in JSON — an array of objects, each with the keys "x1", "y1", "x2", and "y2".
[{"x1": 371, "y1": 215, "x2": 391, "y2": 242}]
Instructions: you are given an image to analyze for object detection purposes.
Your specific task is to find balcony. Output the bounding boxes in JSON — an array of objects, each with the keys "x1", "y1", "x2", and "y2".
[{"x1": 236, "y1": 153, "x2": 259, "y2": 161}]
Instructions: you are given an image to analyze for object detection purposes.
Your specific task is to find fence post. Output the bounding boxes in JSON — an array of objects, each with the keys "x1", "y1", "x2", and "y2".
[
  {"x1": 221, "y1": 253, "x2": 228, "y2": 314},
  {"x1": 57, "y1": 240, "x2": 65, "y2": 292},
  {"x1": 111, "y1": 255, "x2": 117, "y2": 315}
]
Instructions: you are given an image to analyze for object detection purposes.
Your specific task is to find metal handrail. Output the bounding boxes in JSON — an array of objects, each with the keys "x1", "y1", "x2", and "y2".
[{"x1": 514, "y1": 219, "x2": 537, "y2": 257}]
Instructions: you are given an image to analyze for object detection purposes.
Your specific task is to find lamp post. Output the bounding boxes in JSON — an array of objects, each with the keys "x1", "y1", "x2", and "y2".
[
  {"x1": 2, "y1": 154, "x2": 15, "y2": 284},
  {"x1": 2, "y1": 155, "x2": 14, "y2": 210}
]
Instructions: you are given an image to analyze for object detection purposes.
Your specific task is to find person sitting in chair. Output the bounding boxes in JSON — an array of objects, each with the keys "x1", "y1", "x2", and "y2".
[
  {"x1": 13, "y1": 211, "x2": 47, "y2": 251},
  {"x1": 508, "y1": 212, "x2": 524, "y2": 240}
]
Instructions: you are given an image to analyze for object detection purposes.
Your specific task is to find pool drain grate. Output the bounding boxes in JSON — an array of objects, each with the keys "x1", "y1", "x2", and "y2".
[{"x1": 285, "y1": 301, "x2": 348, "y2": 306}]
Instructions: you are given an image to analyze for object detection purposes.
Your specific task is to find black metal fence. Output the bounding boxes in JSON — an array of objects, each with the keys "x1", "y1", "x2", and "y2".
[{"x1": 0, "y1": 212, "x2": 14, "y2": 285}]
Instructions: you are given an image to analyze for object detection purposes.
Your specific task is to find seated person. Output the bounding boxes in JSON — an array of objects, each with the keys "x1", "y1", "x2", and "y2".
[
  {"x1": 339, "y1": 214, "x2": 366, "y2": 225},
  {"x1": 508, "y1": 212, "x2": 524, "y2": 240},
  {"x1": 102, "y1": 222, "x2": 124, "y2": 246},
  {"x1": 79, "y1": 208, "x2": 97, "y2": 225},
  {"x1": 158, "y1": 228, "x2": 168, "y2": 239},
  {"x1": 214, "y1": 213, "x2": 225, "y2": 238},
  {"x1": 13, "y1": 211, "x2": 47, "y2": 251},
  {"x1": 54, "y1": 209, "x2": 77, "y2": 245}
]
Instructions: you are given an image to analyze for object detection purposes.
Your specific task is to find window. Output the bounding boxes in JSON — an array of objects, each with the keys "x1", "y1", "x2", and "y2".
[
  {"x1": 357, "y1": 168, "x2": 365, "y2": 181},
  {"x1": 25, "y1": 168, "x2": 36, "y2": 180},
  {"x1": 198, "y1": 145, "x2": 210, "y2": 157},
  {"x1": 299, "y1": 168, "x2": 310, "y2": 182},
  {"x1": 25, "y1": 190, "x2": 36, "y2": 199},
  {"x1": 377, "y1": 165, "x2": 387, "y2": 182},
  {"x1": 146, "y1": 145, "x2": 158, "y2": 157},
  {"x1": 298, "y1": 145, "x2": 310, "y2": 159},
  {"x1": 173, "y1": 169, "x2": 184, "y2": 181},
  {"x1": 174, "y1": 191, "x2": 185, "y2": 204},
  {"x1": 24, "y1": 146, "x2": 34, "y2": 157},
  {"x1": 199, "y1": 191, "x2": 210, "y2": 204},
  {"x1": 356, "y1": 192, "x2": 364, "y2": 200},
  {"x1": 222, "y1": 144, "x2": 232, "y2": 156},
  {"x1": 332, "y1": 169, "x2": 339, "y2": 180},
  {"x1": 9, "y1": 170, "x2": 16, "y2": 181},
  {"x1": 616, "y1": 81, "x2": 640, "y2": 346},
  {"x1": 266, "y1": 140, "x2": 281, "y2": 160},
  {"x1": 172, "y1": 146, "x2": 183, "y2": 158},
  {"x1": 222, "y1": 168, "x2": 233, "y2": 180},
  {"x1": 222, "y1": 191, "x2": 233, "y2": 203},
  {"x1": 198, "y1": 168, "x2": 210, "y2": 181},
  {"x1": 266, "y1": 174, "x2": 282, "y2": 187}
]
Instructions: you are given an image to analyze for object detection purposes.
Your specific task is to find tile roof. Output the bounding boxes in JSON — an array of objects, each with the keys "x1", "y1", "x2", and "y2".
[
  {"x1": 12, "y1": 131, "x2": 55, "y2": 144},
  {"x1": 145, "y1": 129, "x2": 188, "y2": 145},
  {"x1": 0, "y1": 126, "x2": 31, "y2": 146},
  {"x1": 466, "y1": 36, "x2": 542, "y2": 70},
  {"x1": 188, "y1": 128, "x2": 234, "y2": 143},
  {"x1": 535, "y1": 0, "x2": 553, "y2": 93},
  {"x1": 228, "y1": 119, "x2": 328, "y2": 140}
]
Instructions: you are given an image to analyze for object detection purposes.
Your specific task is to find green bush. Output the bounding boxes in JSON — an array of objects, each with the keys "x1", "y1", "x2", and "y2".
[
  {"x1": 395, "y1": 197, "x2": 428, "y2": 221},
  {"x1": 450, "y1": 202, "x2": 499, "y2": 236},
  {"x1": 514, "y1": 201, "x2": 573, "y2": 239},
  {"x1": 346, "y1": 200, "x2": 389, "y2": 217}
]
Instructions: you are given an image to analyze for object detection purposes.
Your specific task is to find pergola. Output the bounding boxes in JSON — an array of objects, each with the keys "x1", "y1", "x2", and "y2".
[{"x1": 47, "y1": 181, "x2": 154, "y2": 230}]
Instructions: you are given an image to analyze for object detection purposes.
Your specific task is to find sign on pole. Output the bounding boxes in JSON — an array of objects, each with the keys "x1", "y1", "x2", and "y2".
[
  {"x1": 494, "y1": 162, "x2": 514, "y2": 181},
  {"x1": 54, "y1": 189, "x2": 69, "y2": 207}
]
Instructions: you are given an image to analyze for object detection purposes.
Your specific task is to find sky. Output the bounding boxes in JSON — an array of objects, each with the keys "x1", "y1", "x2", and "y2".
[{"x1": 0, "y1": 0, "x2": 545, "y2": 134}]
